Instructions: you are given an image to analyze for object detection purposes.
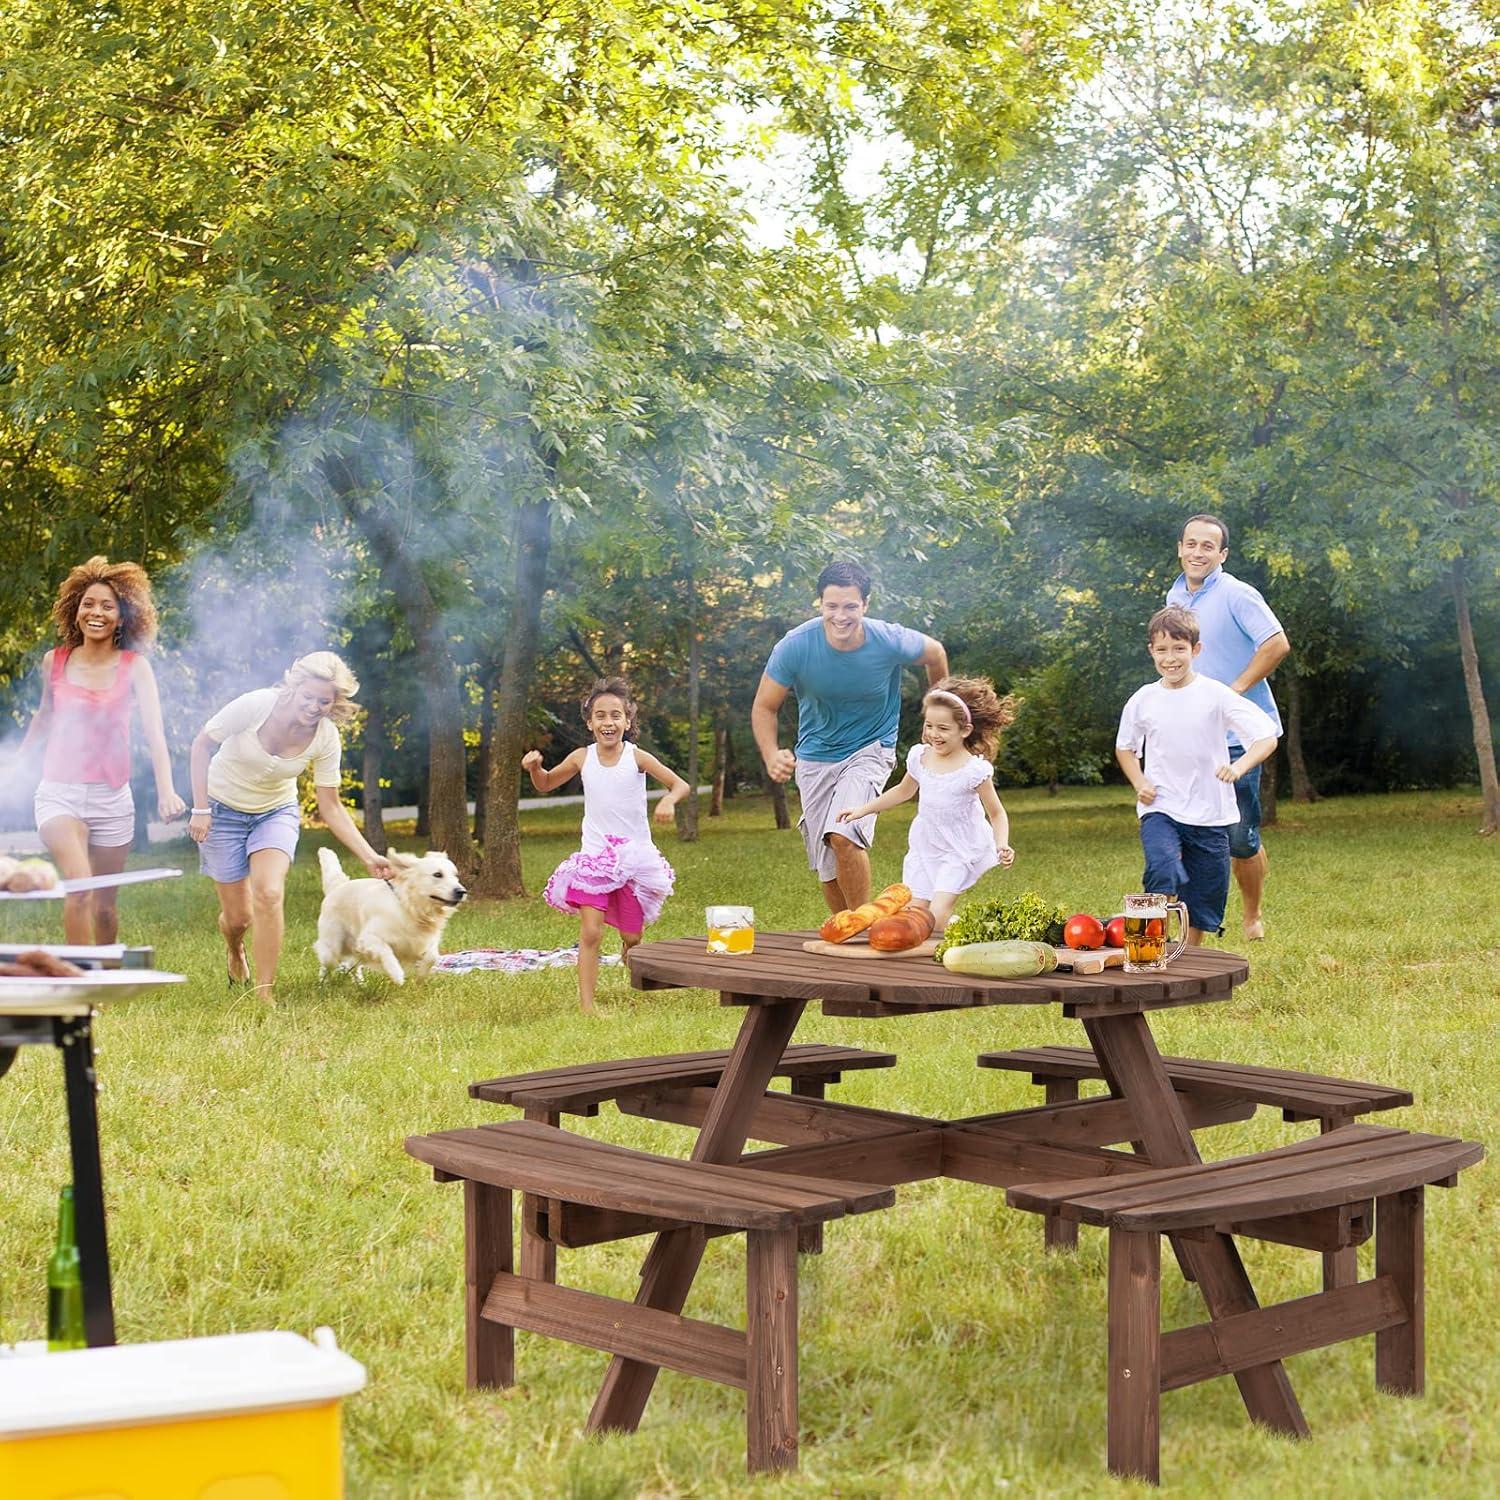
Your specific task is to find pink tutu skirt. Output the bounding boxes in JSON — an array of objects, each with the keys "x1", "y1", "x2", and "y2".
[{"x1": 543, "y1": 834, "x2": 675, "y2": 934}]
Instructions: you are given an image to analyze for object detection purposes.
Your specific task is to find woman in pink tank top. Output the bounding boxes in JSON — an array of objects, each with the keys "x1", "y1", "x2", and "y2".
[{"x1": 8, "y1": 557, "x2": 185, "y2": 942}]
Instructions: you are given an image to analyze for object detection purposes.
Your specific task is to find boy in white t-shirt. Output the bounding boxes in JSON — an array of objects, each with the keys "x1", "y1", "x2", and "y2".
[{"x1": 1116, "y1": 607, "x2": 1278, "y2": 944}]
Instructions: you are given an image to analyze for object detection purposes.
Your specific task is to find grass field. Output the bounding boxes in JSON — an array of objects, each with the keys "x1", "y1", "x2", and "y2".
[{"x1": 1, "y1": 787, "x2": 1496, "y2": 1498}]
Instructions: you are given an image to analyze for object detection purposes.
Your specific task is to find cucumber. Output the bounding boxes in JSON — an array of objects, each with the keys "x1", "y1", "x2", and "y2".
[{"x1": 940, "y1": 940, "x2": 1058, "y2": 979}]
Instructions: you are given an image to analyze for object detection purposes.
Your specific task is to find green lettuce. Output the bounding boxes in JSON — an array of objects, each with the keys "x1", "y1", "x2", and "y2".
[{"x1": 935, "y1": 891, "x2": 1068, "y2": 957}]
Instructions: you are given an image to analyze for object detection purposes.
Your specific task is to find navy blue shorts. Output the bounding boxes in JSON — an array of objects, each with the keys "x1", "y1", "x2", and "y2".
[
  {"x1": 1226, "y1": 744, "x2": 1261, "y2": 859},
  {"x1": 1139, "y1": 813, "x2": 1231, "y2": 934}
]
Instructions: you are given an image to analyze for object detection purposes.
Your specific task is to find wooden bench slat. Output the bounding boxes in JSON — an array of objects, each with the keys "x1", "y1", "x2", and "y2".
[
  {"x1": 1008, "y1": 1126, "x2": 1483, "y2": 1231},
  {"x1": 407, "y1": 1120, "x2": 894, "y2": 1229},
  {"x1": 481, "y1": 1272, "x2": 749, "y2": 1389},
  {"x1": 978, "y1": 1045, "x2": 1413, "y2": 1116},
  {"x1": 470, "y1": 1043, "x2": 897, "y2": 1110}
]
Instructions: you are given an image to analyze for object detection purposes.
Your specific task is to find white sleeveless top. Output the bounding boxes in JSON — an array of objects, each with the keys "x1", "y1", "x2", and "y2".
[{"x1": 579, "y1": 743, "x2": 651, "y2": 853}]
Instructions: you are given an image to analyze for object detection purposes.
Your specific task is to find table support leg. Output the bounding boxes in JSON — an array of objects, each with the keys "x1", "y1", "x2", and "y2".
[
  {"x1": 588, "y1": 998, "x2": 806, "y2": 1437},
  {"x1": 55, "y1": 1014, "x2": 115, "y2": 1348},
  {"x1": 1083, "y1": 1014, "x2": 1308, "y2": 1439}
]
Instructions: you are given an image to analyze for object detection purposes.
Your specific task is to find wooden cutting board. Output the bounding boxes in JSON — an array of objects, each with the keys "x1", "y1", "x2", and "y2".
[
  {"x1": 799, "y1": 939, "x2": 1127, "y2": 972},
  {"x1": 801, "y1": 938, "x2": 941, "y2": 960},
  {"x1": 1052, "y1": 945, "x2": 1126, "y2": 975}
]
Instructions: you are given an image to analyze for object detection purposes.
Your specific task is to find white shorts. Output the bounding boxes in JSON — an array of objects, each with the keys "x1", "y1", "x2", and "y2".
[{"x1": 34, "y1": 780, "x2": 135, "y2": 848}]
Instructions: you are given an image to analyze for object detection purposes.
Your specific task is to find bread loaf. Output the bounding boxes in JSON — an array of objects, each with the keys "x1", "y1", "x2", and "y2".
[
  {"x1": 872, "y1": 883, "x2": 912, "y2": 916},
  {"x1": 868, "y1": 907, "x2": 937, "y2": 952},
  {"x1": 819, "y1": 900, "x2": 884, "y2": 944}
]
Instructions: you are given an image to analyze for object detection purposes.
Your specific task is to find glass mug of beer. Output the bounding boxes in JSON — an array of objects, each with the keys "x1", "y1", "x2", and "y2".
[
  {"x1": 1121, "y1": 893, "x2": 1188, "y2": 973},
  {"x1": 706, "y1": 906, "x2": 755, "y2": 955}
]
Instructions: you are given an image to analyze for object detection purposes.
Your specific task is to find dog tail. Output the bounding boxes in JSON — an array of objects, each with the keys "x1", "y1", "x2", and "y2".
[{"x1": 318, "y1": 846, "x2": 350, "y2": 894}]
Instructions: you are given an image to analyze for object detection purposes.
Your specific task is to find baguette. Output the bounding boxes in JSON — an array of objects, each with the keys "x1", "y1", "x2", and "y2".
[
  {"x1": 818, "y1": 901, "x2": 884, "y2": 944},
  {"x1": 872, "y1": 883, "x2": 912, "y2": 916}
]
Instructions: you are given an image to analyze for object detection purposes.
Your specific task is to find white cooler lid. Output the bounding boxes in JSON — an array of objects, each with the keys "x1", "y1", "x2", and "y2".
[{"x1": 0, "y1": 1331, "x2": 366, "y2": 1438}]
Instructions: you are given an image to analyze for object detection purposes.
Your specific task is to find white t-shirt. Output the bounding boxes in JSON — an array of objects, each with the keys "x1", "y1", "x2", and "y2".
[
  {"x1": 1116, "y1": 676, "x2": 1276, "y2": 826},
  {"x1": 204, "y1": 688, "x2": 342, "y2": 813}
]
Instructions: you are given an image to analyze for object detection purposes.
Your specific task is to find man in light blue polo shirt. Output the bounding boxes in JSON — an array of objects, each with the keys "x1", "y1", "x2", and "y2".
[
  {"x1": 1167, "y1": 514, "x2": 1290, "y2": 939},
  {"x1": 752, "y1": 560, "x2": 948, "y2": 914}
]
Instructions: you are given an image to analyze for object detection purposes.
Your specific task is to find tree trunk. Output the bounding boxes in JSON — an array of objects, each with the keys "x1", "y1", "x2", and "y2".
[
  {"x1": 1451, "y1": 558, "x2": 1500, "y2": 835},
  {"x1": 709, "y1": 718, "x2": 728, "y2": 817},
  {"x1": 415, "y1": 734, "x2": 430, "y2": 839},
  {"x1": 1261, "y1": 749, "x2": 1279, "y2": 828},
  {"x1": 472, "y1": 496, "x2": 553, "y2": 898},
  {"x1": 678, "y1": 587, "x2": 700, "y2": 842},
  {"x1": 361, "y1": 687, "x2": 389, "y2": 855},
  {"x1": 1284, "y1": 674, "x2": 1319, "y2": 803},
  {"x1": 333, "y1": 474, "x2": 474, "y2": 875},
  {"x1": 764, "y1": 765, "x2": 791, "y2": 830},
  {"x1": 475, "y1": 673, "x2": 495, "y2": 850}
]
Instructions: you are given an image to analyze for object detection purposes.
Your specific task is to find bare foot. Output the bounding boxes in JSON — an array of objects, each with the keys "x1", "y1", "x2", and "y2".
[
  {"x1": 252, "y1": 983, "x2": 278, "y2": 1006},
  {"x1": 1244, "y1": 917, "x2": 1266, "y2": 942}
]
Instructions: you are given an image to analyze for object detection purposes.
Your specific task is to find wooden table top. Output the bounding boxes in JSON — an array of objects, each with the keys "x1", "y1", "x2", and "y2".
[{"x1": 628, "y1": 931, "x2": 1250, "y2": 1019}]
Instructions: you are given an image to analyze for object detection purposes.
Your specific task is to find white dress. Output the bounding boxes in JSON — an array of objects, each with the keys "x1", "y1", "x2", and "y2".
[
  {"x1": 900, "y1": 745, "x2": 999, "y2": 899},
  {"x1": 543, "y1": 744, "x2": 676, "y2": 930}
]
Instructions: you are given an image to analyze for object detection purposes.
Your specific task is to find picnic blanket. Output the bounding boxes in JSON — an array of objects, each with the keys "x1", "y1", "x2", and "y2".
[{"x1": 434, "y1": 947, "x2": 623, "y2": 976}]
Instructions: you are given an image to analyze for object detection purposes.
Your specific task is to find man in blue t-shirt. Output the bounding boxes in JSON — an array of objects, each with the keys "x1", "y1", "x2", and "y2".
[
  {"x1": 1166, "y1": 514, "x2": 1290, "y2": 940},
  {"x1": 752, "y1": 560, "x2": 948, "y2": 914}
]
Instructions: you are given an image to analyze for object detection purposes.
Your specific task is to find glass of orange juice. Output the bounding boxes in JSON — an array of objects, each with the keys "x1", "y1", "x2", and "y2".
[{"x1": 706, "y1": 906, "x2": 755, "y2": 954}]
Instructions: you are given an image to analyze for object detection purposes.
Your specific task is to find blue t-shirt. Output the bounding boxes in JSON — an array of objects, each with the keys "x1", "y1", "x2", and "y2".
[
  {"x1": 765, "y1": 617, "x2": 927, "y2": 762},
  {"x1": 1166, "y1": 567, "x2": 1284, "y2": 742}
]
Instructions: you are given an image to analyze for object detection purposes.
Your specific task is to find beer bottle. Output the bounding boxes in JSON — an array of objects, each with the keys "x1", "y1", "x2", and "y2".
[{"x1": 47, "y1": 1184, "x2": 86, "y2": 1351}]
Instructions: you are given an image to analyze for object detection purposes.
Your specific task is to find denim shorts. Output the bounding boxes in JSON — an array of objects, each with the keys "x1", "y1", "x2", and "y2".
[
  {"x1": 1139, "y1": 813, "x2": 1231, "y2": 934},
  {"x1": 1226, "y1": 745, "x2": 1262, "y2": 859},
  {"x1": 199, "y1": 800, "x2": 301, "y2": 884}
]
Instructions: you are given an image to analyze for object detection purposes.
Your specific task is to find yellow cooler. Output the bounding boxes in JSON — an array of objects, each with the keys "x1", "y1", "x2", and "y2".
[{"x1": 0, "y1": 1329, "x2": 366, "y2": 1499}]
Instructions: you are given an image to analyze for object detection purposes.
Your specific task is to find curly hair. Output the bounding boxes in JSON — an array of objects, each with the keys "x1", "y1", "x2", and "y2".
[
  {"x1": 581, "y1": 676, "x2": 639, "y2": 741},
  {"x1": 52, "y1": 556, "x2": 160, "y2": 651},
  {"x1": 922, "y1": 675, "x2": 1017, "y2": 761},
  {"x1": 278, "y1": 651, "x2": 361, "y2": 727}
]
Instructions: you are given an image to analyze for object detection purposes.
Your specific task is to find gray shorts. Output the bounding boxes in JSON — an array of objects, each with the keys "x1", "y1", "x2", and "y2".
[{"x1": 794, "y1": 744, "x2": 897, "y2": 880}]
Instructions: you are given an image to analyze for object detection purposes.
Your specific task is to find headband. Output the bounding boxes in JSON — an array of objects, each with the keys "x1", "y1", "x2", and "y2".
[{"x1": 925, "y1": 689, "x2": 972, "y2": 730}]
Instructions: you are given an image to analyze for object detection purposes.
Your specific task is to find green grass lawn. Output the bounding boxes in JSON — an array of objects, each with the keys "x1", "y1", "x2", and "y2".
[{"x1": 2, "y1": 787, "x2": 1496, "y2": 1497}]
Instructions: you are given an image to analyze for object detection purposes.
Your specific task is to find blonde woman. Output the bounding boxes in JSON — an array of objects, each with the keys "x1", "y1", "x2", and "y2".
[
  {"x1": 188, "y1": 652, "x2": 392, "y2": 1000},
  {"x1": 5, "y1": 557, "x2": 185, "y2": 943}
]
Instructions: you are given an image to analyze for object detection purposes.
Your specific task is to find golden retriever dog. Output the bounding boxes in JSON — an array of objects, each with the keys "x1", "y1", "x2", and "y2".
[{"x1": 315, "y1": 847, "x2": 467, "y2": 985}]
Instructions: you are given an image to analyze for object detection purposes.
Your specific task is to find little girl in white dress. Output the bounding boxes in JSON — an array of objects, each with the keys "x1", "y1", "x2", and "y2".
[
  {"x1": 523, "y1": 678, "x2": 689, "y2": 1012},
  {"x1": 837, "y1": 676, "x2": 1016, "y2": 933}
]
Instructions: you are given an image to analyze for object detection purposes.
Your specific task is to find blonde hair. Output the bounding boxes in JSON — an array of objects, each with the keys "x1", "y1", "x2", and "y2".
[
  {"x1": 53, "y1": 556, "x2": 160, "y2": 651},
  {"x1": 279, "y1": 651, "x2": 360, "y2": 726}
]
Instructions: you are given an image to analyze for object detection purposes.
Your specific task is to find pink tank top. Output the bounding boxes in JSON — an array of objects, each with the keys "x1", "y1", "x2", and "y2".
[{"x1": 42, "y1": 647, "x2": 137, "y2": 788}]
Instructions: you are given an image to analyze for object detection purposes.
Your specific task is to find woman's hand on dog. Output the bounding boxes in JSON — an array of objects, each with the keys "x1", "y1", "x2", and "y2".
[{"x1": 364, "y1": 854, "x2": 395, "y2": 880}]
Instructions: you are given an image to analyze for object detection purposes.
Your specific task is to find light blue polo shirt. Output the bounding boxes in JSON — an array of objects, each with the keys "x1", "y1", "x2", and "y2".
[
  {"x1": 765, "y1": 617, "x2": 927, "y2": 762},
  {"x1": 1166, "y1": 567, "x2": 1284, "y2": 742}
]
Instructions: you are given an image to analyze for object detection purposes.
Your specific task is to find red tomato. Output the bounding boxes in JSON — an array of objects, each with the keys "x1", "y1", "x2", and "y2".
[
  {"x1": 1062, "y1": 913, "x2": 1106, "y2": 950},
  {"x1": 1104, "y1": 916, "x2": 1126, "y2": 949}
]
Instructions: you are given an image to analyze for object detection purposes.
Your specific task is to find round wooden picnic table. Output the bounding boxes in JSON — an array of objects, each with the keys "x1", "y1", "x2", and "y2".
[{"x1": 587, "y1": 931, "x2": 1310, "y2": 1445}]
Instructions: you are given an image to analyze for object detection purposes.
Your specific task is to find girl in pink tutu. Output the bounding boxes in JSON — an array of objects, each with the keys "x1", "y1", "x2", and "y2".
[{"x1": 523, "y1": 678, "x2": 689, "y2": 1012}]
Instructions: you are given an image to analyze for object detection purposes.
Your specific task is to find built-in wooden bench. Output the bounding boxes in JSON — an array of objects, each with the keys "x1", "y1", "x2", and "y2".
[
  {"x1": 470, "y1": 1042, "x2": 898, "y2": 1115},
  {"x1": 471, "y1": 1044, "x2": 898, "y2": 1260},
  {"x1": 980, "y1": 1044, "x2": 1414, "y2": 1279},
  {"x1": 406, "y1": 1119, "x2": 894, "y2": 1474},
  {"x1": 1006, "y1": 1124, "x2": 1484, "y2": 1485}
]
